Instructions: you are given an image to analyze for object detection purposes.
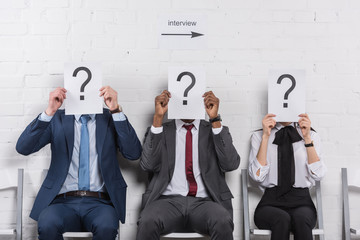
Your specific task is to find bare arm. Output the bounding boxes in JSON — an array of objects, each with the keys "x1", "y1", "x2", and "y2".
[
  {"x1": 152, "y1": 90, "x2": 171, "y2": 127},
  {"x1": 45, "y1": 87, "x2": 67, "y2": 116},
  {"x1": 298, "y1": 113, "x2": 320, "y2": 164},
  {"x1": 203, "y1": 91, "x2": 221, "y2": 128}
]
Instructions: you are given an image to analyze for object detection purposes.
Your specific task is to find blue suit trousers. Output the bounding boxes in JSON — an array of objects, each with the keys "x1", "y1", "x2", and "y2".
[{"x1": 38, "y1": 196, "x2": 119, "y2": 240}]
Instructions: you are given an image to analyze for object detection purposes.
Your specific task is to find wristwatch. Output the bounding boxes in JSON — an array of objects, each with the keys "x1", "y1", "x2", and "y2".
[
  {"x1": 209, "y1": 114, "x2": 222, "y2": 123},
  {"x1": 109, "y1": 105, "x2": 122, "y2": 114},
  {"x1": 304, "y1": 141, "x2": 314, "y2": 148}
]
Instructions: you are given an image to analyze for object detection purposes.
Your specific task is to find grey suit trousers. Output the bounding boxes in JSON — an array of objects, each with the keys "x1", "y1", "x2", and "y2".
[{"x1": 136, "y1": 195, "x2": 234, "y2": 240}]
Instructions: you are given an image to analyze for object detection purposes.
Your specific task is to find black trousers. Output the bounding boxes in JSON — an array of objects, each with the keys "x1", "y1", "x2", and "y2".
[
  {"x1": 136, "y1": 195, "x2": 234, "y2": 240},
  {"x1": 254, "y1": 187, "x2": 317, "y2": 240}
]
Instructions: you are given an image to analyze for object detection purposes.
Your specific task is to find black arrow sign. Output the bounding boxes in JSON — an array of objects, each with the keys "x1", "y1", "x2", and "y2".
[{"x1": 161, "y1": 31, "x2": 204, "y2": 38}]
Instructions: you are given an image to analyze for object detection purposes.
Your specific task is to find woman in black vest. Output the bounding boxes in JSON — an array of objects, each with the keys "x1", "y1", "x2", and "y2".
[{"x1": 248, "y1": 113, "x2": 326, "y2": 240}]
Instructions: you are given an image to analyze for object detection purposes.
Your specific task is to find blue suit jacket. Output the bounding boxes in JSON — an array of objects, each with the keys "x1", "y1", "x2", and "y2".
[{"x1": 16, "y1": 109, "x2": 142, "y2": 223}]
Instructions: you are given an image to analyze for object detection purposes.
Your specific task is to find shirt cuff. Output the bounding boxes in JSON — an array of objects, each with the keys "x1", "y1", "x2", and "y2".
[
  {"x1": 252, "y1": 158, "x2": 270, "y2": 180},
  {"x1": 39, "y1": 111, "x2": 53, "y2": 122},
  {"x1": 112, "y1": 112, "x2": 126, "y2": 121},
  {"x1": 151, "y1": 125, "x2": 163, "y2": 134},
  {"x1": 212, "y1": 126, "x2": 223, "y2": 135}
]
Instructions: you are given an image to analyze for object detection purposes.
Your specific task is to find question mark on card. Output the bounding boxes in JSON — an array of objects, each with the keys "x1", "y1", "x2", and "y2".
[
  {"x1": 73, "y1": 67, "x2": 92, "y2": 101},
  {"x1": 277, "y1": 74, "x2": 296, "y2": 108},
  {"x1": 177, "y1": 72, "x2": 196, "y2": 105}
]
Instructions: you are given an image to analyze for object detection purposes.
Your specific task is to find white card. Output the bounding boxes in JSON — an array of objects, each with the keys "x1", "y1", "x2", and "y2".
[
  {"x1": 268, "y1": 69, "x2": 306, "y2": 122},
  {"x1": 168, "y1": 67, "x2": 206, "y2": 119},
  {"x1": 64, "y1": 62, "x2": 103, "y2": 115},
  {"x1": 159, "y1": 14, "x2": 206, "y2": 49}
]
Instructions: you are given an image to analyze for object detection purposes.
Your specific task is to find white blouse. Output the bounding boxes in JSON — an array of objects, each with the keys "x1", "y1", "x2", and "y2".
[{"x1": 248, "y1": 123, "x2": 326, "y2": 189}]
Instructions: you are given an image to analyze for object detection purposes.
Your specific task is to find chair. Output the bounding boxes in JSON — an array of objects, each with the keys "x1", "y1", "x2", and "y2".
[
  {"x1": 62, "y1": 226, "x2": 120, "y2": 239},
  {"x1": 161, "y1": 232, "x2": 209, "y2": 239},
  {"x1": 241, "y1": 168, "x2": 325, "y2": 240},
  {"x1": 342, "y1": 167, "x2": 360, "y2": 240},
  {"x1": 63, "y1": 232, "x2": 93, "y2": 239},
  {"x1": 0, "y1": 168, "x2": 23, "y2": 240},
  {"x1": 62, "y1": 229, "x2": 120, "y2": 240},
  {"x1": 62, "y1": 224, "x2": 120, "y2": 239}
]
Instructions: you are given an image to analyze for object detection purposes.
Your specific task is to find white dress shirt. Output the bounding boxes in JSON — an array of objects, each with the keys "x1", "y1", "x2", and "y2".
[
  {"x1": 151, "y1": 119, "x2": 223, "y2": 198},
  {"x1": 248, "y1": 122, "x2": 326, "y2": 189},
  {"x1": 39, "y1": 111, "x2": 127, "y2": 194}
]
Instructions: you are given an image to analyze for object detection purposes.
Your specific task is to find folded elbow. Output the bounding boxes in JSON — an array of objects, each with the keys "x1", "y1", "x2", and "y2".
[
  {"x1": 123, "y1": 144, "x2": 143, "y2": 160},
  {"x1": 139, "y1": 159, "x2": 154, "y2": 172},
  {"x1": 139, "y1": 160, "x2": 149, "y2": 172},
  {"x1": 231, "y1": 155, "x2": 241, "y2": 170},
  {"x1": 126, "y1": 151, "x2": 142, "y2": 160},
  {"x1": 311, "y1": 172, "x2": 325, "y2": 181},
  {"x1": 253, "y1": 176, "x2": 265, "y2": 183},
  {"x1": 221, "y1": 155, "x2": 241, "y2": 172},
  {"x1": 15, "y1": 143, "x2": 31, "y2": 156},
  {"x1": 249, "y1": 168, "x2": 266, "y2": 183}
]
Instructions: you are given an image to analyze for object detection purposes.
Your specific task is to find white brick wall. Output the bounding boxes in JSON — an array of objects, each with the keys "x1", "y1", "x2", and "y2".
[{"x1": 0, "y1": 0, "x2": 359, "y2": 239}]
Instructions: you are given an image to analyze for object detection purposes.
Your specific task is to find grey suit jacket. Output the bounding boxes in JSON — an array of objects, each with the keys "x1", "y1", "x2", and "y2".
[{"x1": 140, "y1": 120, "x2": 240, "y2": 216}]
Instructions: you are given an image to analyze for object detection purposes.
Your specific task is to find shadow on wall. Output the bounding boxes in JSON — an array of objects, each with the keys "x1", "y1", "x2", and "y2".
[{"x1": 117, "y1": 153, "x2": 148, "y2": 185}]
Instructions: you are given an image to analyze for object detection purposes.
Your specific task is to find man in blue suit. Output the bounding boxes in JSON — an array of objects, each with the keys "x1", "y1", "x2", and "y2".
[{"x1": 16, "y1": 86, "x2": 142, "y2": 240}]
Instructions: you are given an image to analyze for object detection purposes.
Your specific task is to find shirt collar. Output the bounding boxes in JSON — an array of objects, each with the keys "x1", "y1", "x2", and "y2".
[
  {"x1": 275, "y1": 122, "x2": 297, "y2": 130},
  {"x1": 74, "y1": 114, "x2": 96, "y2": 122},
  {"x1": 175, "y1": 119, "x2": 200, "y2": 132}
]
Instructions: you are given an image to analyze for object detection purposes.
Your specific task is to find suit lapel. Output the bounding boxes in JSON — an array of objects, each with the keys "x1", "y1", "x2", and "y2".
[
  {"x1": 198, "y1": 120, "x2": 210, "y2": 175},
  {"x1": 95, "y1": 110, "x2": 110, "y2": 161},
  {"x1": 61, "y1": 113, "x2": 75, "y2": 162},
  {"x1": 165, "y1": 121, "x2": 176, "y2": 180}
]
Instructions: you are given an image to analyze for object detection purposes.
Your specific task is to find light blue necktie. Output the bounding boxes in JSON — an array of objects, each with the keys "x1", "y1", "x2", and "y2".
[{"x1": 79, "y1": 115, "x2": 90, "y2": 191}]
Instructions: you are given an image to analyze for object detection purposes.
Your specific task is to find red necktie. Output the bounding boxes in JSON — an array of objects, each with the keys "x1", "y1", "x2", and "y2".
[{"x1": 183, "y1": 124, "x2": 197, "y2": 197}]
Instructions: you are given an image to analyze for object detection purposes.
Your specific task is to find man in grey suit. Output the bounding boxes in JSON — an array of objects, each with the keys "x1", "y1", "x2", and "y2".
[{"x1": 136, "y1": 90, "x2": 240, "y2": 240}]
